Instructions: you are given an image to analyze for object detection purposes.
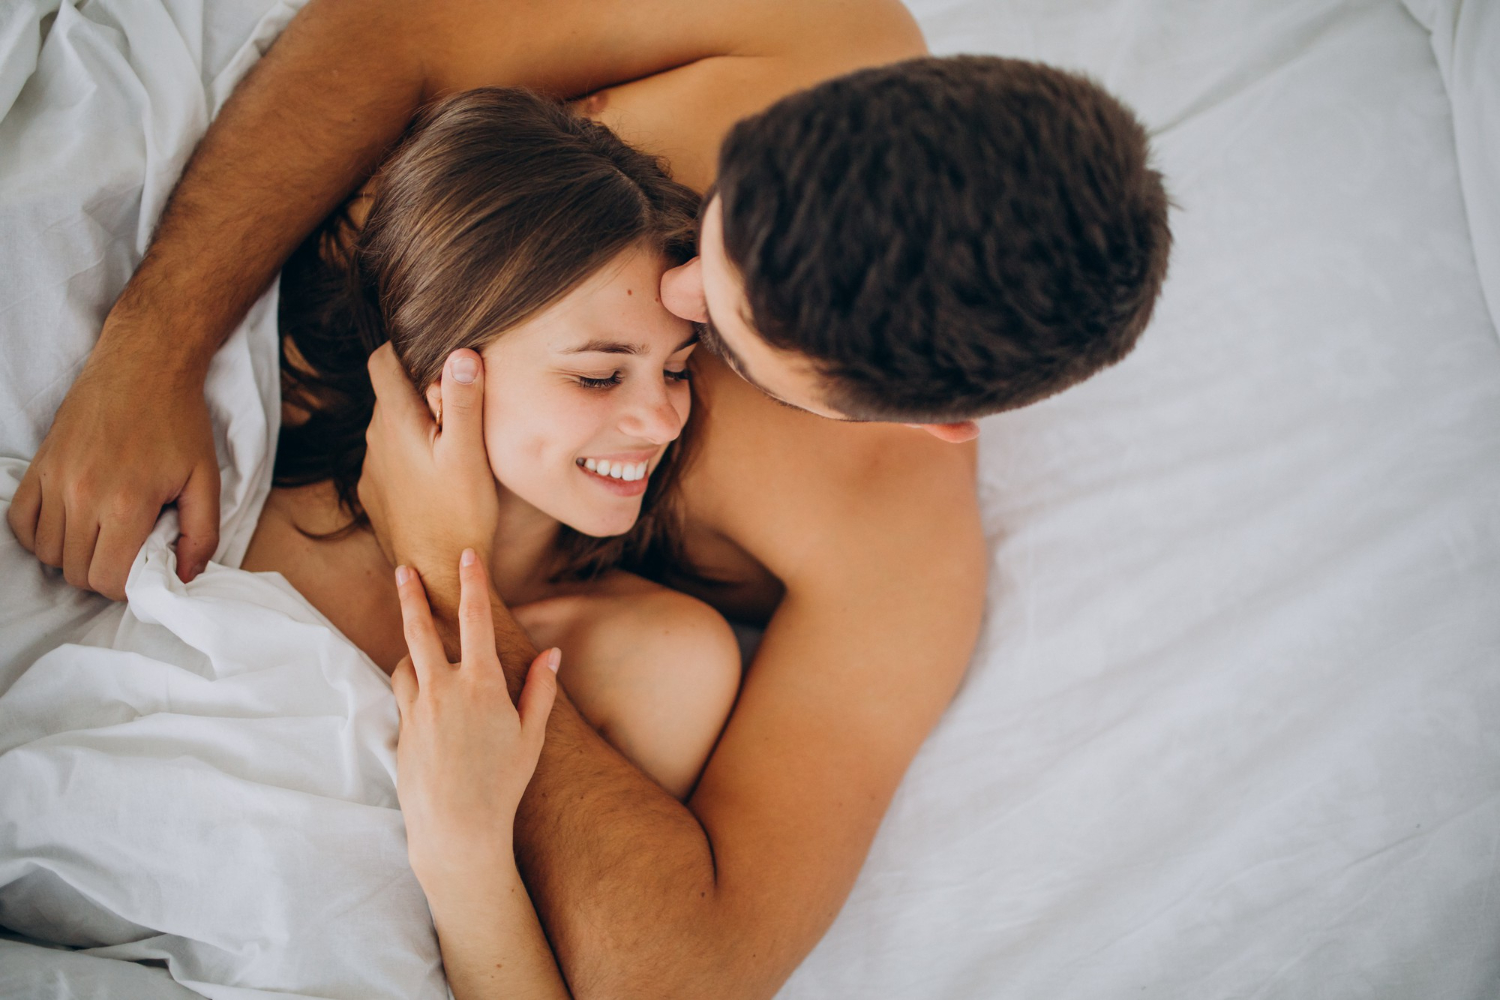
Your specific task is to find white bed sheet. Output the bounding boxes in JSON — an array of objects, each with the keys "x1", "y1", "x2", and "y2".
[
  {"x1": 0, "y1": 464, "x2": 444, "y2": 1000},
  {"x1": 1, "y1": 0, "x2": 1497, "y2": 997}
]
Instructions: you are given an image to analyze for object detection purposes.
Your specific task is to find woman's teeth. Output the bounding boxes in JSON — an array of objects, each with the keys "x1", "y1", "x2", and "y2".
[{"x1": 578, "y1": 458, "x2": 650, "y2": 482}]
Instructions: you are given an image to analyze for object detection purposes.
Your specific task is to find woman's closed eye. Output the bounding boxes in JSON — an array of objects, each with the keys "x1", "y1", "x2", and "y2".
[
  {"x1": 575, "y1": 369, "x2": 691, "y2": 390},
  {"x1": 576, "y1": 371, "x2": 624, "y2": 389}
]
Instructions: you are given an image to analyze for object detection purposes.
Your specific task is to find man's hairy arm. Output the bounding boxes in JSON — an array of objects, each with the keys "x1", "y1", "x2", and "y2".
[
  {"x1": 443, "y1": 449, "x2": 985, "y2": 1000},
  {"x1": 12, "y1": 0, "x2": 923, "y2": 596},
  {"x1": 541, "y1": 442, "x2": 983, "y2": 998},
  {"x1": 365, "y1": 350, "x2": 985, "y2": 1000}
]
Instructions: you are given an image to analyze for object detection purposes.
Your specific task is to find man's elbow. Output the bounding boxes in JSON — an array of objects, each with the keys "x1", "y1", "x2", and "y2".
[{"x1": 565, "y1": 908, "x2": 795, "y2": 1000}]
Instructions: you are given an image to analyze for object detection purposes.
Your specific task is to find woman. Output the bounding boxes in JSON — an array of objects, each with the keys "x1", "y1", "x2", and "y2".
[{"x1": 241, "y1": 88, "x2": 741, "y2": 996}]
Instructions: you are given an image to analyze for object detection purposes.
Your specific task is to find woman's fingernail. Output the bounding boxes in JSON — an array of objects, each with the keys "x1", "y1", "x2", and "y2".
[
  {"x1": 460, "y1": 548, "x2": 477, "y2": 567},
  {"x1": 395, "y1": 565, "x2": 411, "y2": 586},
  {"x1": 450, "y1": 356, "x2": 478, "y2": 384},
  {"x1": 546, "y1": 648, "x2": 561, "y2": 673}
]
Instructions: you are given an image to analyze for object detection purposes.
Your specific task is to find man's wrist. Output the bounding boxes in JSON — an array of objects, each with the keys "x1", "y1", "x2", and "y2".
[
  {"x1": 406, "y1": 543, "x2": 492, "y2": 607},
  {"x1": 94, "y1": 306, "x2": 216, "y2": 386}
]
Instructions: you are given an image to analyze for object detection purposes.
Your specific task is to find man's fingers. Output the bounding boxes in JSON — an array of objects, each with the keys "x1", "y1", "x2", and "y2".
[
  {"x1": 61, "y1": 515, "x2": 100, "y2": 592},
  {"x1": 456, "y1": 548, "x2": 494, "y2": 670},
  {"x1": 7, "y1": 466, "x2": 42, "y2": 551},
  {"x1": 33, "y1": 493, "x2": 66, "y2": 567},
  {"x1": 518, "y1": 647, "x2": 561, "y2": 750},
  {"x1": 368, "y1": 343, "x2": 433, "y2": 429},
  {"x1": 395, "y1": 565, "x2": 448, "y2": 680},
  {"x1": 92, "y1": 503, "x2": 164, "y2": 601},
  {"x1": 173, "y1": 459, "x2": 221, "y2": 583},
  {"x1": 437, "y1": 349, "x2": 485, "y2": 455}
]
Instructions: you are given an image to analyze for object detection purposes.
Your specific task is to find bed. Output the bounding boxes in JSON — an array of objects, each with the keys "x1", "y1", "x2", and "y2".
[{"x1": 2, "y1": 0, "x2": 1497, "y2": 997}]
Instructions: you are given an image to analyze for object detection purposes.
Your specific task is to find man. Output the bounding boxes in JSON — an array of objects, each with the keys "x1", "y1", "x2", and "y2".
[{"x1": 7, "y1": 0, "x2": 1169, "y2": 995}]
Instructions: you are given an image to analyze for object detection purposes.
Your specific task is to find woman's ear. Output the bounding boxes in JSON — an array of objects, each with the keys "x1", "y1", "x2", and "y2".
[{"x1": 424, "y1": 381, "x2": 443, "y2": 428}]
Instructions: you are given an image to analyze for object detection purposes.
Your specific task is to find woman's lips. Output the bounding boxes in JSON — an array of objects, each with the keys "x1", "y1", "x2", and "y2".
[{"x1": 576, "y1": 461, "x2": 649, "y2": 497}]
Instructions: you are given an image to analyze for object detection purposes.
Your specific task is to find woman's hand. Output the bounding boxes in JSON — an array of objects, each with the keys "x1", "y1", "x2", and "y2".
[
  {"x1": 360, "y1": 344, "x2": 499, "y2": 606},
  {"x1": 391, "y1": 548, "x2": 560, "y2": 890}
]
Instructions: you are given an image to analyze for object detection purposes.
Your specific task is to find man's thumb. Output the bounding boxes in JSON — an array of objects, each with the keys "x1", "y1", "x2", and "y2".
[
  {"x1": 439, "y1": 349, "x2": 485, "y2": 450},
  {"x1": 173, "y1": 459, "x2": 221, "y2": 582}
]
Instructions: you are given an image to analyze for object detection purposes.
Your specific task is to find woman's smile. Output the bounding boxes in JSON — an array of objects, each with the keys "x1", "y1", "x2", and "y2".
[{"x1": 575, "y1": 451, "x2": 658, "y2": 495}]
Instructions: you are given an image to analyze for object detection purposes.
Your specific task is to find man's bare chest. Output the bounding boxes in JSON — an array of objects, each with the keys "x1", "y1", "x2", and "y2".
[{"x1": 671, "y1": 520, "x2": 784, "y2": 626}]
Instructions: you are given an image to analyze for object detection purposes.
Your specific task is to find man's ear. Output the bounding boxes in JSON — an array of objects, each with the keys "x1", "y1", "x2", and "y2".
[
  {"x1": 910, "y1": 421, "x2": 981, "y2": 443},
  {"x1": 424, "y1": 381, "x2": 443, "y2": 428}
]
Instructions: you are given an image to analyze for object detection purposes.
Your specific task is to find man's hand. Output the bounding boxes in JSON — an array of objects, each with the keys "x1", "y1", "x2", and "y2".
[
  {"x1": 7, "y1": 318, "x2": 220, "y2": 600},
  {"x1": 359, "y1": 344, "x2": 498, "y2": 606}
]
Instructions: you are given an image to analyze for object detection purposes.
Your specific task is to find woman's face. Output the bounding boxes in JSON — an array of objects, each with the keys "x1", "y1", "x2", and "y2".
[{"x1": 458, "y1": 246, "x2": 697, "y2": 538}]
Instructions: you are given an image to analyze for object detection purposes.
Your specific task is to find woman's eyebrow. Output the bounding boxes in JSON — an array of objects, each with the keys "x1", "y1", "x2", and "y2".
[{"x1": 561, "y1": 332, "x2": 699, "y2": 356}]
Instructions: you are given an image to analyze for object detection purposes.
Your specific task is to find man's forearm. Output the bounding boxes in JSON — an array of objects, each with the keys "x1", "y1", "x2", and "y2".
[
  {"x1": 113, "y1": 0, "x2": 428, "y2": 363},
  {"x1": 111, "y1": 0, "x2": 791, "y2": 364}
]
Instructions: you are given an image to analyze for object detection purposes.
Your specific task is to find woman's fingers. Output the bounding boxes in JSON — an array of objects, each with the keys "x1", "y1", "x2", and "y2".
[
  {"x1": 391, "y1": 655, "x2": 418, "y2": 711},
  {"x1": 518, "y1": 647, "x2": 561, "y2": 754},
  {"x1": 456, "y1": 548, "x2": 495, "y2": 670},
  {"x1": 395, "y1": 565, "x2": 448, "y2": 681}
]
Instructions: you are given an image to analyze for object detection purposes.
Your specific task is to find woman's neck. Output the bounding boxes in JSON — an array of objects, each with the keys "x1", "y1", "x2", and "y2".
[{"x1": 486, "y1": 488, "x2": 564, "y2": 606}]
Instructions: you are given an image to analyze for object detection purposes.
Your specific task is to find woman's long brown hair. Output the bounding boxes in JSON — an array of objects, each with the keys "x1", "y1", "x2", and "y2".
[{"x1": 273, "y1": 87, "x2": 703, "y2": 582}]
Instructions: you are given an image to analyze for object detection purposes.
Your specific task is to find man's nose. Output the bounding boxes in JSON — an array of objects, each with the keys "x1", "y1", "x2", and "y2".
[{"x1": 660, "y1": 257, "x2": 707, "y2": 323}]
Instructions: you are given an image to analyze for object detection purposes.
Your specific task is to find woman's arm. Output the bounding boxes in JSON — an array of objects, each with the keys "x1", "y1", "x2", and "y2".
[{"x1": 392, "y1": 552, "x2": 568, "y2": 1000}]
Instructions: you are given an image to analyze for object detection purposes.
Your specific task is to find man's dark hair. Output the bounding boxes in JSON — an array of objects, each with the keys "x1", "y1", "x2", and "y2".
[{"x1": 715, "y1": 55, "x2": 1171, "y2": 422}]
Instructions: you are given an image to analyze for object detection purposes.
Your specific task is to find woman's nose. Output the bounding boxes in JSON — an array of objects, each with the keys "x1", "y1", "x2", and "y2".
[{"x1": 620, "y1": 379, "x2": 686, "y2": 443}]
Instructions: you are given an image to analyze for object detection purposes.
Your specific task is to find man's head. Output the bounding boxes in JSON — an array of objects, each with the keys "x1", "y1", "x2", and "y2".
[{"x1": 660, "y1": 55, "x2": 1171, "y2": 440}]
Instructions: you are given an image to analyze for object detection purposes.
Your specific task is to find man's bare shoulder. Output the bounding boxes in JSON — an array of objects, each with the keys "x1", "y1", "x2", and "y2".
[{"x1": 682, "y1": 353, "x2": 981, "y2": 585}]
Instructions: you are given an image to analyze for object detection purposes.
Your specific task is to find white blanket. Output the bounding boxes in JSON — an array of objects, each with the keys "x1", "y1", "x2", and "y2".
[
  {"x1": 2, "y1": 0, "x2": 1498, "y2": 997},
  {"x1": 0, "y1": 463, "x2": 443, "y2": 998},
  {"x1": 1, "y1": 1, "x2": 444, "y2": 997}
]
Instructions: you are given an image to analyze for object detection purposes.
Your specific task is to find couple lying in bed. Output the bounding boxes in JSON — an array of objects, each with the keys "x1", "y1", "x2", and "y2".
[{"x1": 8, "y1": 2, "x2": 1170, "y2": 995}]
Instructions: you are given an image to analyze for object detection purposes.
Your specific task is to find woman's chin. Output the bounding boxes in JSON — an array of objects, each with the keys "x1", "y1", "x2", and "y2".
[{"x1": 555, "y1": 501, "x2": 643, "y2": 539}]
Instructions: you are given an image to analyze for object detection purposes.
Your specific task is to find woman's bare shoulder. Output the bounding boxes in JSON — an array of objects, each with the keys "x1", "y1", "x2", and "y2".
[
  {"x1": 528, "y1": 571, "x2": 736, "y2": 657},
  {"x1": 242, "y1": 482, "x2": 406, "y2": 671},
  {"x1": 519, "y1": 571, "x2": 741, "y2": 799}
]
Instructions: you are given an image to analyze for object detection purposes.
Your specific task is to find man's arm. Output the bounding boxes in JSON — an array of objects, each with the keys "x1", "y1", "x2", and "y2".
[
  {"x1": 516, "y1": 367, "x2": 987, "y2": 999},
  {"x1": 10, "y1": 0, "x2": 923, "y2": 597},
  {"x1": 363, "y1": 351, "x2": 986, "y2": 1000}
]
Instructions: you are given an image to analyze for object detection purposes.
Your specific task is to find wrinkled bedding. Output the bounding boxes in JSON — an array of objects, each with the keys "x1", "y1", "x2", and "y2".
[{"x1": 1, "y1": 0, "x2": 1497, "y2": 997}]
